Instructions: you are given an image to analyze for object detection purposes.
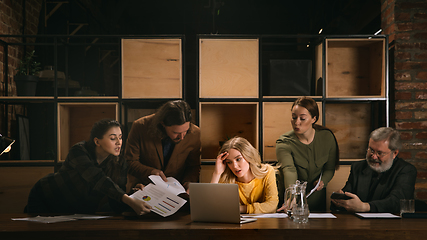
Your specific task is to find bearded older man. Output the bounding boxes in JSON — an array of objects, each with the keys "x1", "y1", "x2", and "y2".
[{"x1": 331, "y1": 127, "x2": 417, "y2": 213}]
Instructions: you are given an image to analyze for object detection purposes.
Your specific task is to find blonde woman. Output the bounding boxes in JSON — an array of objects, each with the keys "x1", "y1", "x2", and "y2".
[{"x1": 211, "y1": 137, "x2": 279, "y2": 214}]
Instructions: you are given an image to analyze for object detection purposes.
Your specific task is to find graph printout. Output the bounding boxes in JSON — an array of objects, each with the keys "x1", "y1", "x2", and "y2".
[{"x1": 131, "y1": 183, "x2": 187, "y2": 217}]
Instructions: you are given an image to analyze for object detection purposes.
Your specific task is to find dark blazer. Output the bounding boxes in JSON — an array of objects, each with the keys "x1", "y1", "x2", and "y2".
[
  {"x1": 125, "y1": 114, "x2": 201, "y2": 190},
  {"x1": 333, "y1": 157, "x2": 417, "y2": 213}
]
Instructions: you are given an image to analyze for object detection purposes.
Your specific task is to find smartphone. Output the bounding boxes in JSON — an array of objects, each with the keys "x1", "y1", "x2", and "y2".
[{"x1": 331, "y1": 192, "x2": 351, "y2": 200}]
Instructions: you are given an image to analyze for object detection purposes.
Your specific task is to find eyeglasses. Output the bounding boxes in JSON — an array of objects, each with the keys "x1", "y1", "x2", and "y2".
[{"x1": 366, "y1": 147, "x2": 391, "y2": 158}]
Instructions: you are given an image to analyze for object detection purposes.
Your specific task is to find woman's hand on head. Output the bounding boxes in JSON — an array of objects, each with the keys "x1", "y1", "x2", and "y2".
[
  {"x1": 214, "y1": 152, "x2": 228, "y2": 175},
  {"x1": 211, "y1": 152, "x2": 229, "y2": 183}
]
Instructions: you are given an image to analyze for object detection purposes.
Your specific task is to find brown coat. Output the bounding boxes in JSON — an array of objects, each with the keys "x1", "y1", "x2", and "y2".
[{"x1": 125, "y1": 114, "x2": 201, "y2": 191}]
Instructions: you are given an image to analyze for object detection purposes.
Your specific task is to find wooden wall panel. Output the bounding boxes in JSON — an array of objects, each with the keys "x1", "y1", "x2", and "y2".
[
  {"x1": 326, "y1": 103, "x2": 371, "y2": 160},
  {"x1": 200, "y1": 103, "x2": 258, "y2": 160},
  {"x1": 122, "y1": 39, "x2": 182, "y2": 99},
  {"x1": 199, "y1": 39, "x2": 259, "y2": 98},
  {"x1": 0, "y1": 167, "x2": 54, "y2": 213}
]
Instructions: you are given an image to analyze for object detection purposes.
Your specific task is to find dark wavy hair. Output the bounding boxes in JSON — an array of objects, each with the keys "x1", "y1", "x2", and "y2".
[{"x1": 150, "y1": 100, "x2": 192, "y2": 138}]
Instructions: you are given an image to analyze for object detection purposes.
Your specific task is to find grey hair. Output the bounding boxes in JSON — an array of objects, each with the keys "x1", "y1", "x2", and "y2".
[{"x1": 370, "y1": 127, "x2": 402, "y2": 151}]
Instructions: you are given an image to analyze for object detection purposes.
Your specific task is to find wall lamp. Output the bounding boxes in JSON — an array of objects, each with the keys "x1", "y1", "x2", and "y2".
[{"x1": 0, "y1": 134, "x2": 15, "y2": 156}]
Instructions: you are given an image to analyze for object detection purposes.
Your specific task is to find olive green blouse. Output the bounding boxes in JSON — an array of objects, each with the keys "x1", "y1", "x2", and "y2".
[{"x1": 276, "y1": 129, "x2": 338, "y2": 211}]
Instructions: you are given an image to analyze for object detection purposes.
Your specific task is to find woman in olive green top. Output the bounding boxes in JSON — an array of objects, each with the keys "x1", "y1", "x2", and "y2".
[{"x1": 276, "y1": 97, "x2": 339, "y2": 212}]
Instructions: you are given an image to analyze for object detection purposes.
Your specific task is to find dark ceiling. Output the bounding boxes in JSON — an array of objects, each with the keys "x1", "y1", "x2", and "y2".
[{"x1": 40, "y1": 0, "x2": 382, "y2": 36}]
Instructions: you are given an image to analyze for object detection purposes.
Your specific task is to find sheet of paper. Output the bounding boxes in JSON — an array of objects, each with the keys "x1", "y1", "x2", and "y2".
[
  {"x1": 69, "y1": 214, "x2": 111, "y2": 220},
  {"x1": 307, "y1": 172, "x2": 322, "y2": 198},
  {"x1": 355, "y1": 213, "x2": 400, "y2": 219},
  {"x1": 11, "y1": 214, "x2": 111, "y2": 223},
  {"x1": 130, "y1": 184, "x2": 186, "y2": 217},
  {"x1": 242, "y1": 213, "x2": 289, "y2": 218},
  {"x1": 149, "y1": 175, "x2": 186, "y2": 195},
  {"x1": 12, "y1": 216, "x2": 76, "y2": 224},
  {"x1": 309, "y1": 213, "x2": 337, "y2": 218}
]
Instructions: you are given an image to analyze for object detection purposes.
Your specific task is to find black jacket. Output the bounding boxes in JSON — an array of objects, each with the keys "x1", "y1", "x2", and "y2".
[{"x1": 332, "y1": 157, "x2": 417, "y2": 213}]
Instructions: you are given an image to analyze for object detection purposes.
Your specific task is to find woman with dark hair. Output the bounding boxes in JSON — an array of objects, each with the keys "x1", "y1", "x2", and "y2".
[
  {"x1": 26, "y1": 119, "x2": 151, "y2": 215},
  {"x1": 276, "y1": 97, "x2": 339, "y2": 212}
]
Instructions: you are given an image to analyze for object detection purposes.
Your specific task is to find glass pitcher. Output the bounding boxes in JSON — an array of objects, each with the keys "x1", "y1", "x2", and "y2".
[
  {"x1": 284, "y1": 184, "x2": 296, "y2": 218},
  {"x1": 292, "y1": 180, "x2": 309, "y2": 223}
]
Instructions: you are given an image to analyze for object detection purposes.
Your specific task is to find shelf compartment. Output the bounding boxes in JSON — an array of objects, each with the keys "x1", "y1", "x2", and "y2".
[
  {"x1": 199, "y1": 102, "x2": 258, "y2": 161},
  {"x1": 200, "y1": 165, "x2": 215, "y2": 183},
  {"x1": 325, "y1": 38, "x2": 385, "y2": 98},
  {"x1": 58, "y1": 102, "x2": 118, "y2": 161},
  {"x1": 325, "y1": 103, "x2": 372, "y2": 160},
  {"x1": 121, "y1": 39, "x2": 182, "y2": 99},
  {"x1": 0, "y1": 103, "x2": 55, "y2": 161},
  {"x1": 263, "y1": 102, "x2": 323, "y2": 162},
  {"x1": 199, "y1": 39, "x2": 259, "y2": 98}
]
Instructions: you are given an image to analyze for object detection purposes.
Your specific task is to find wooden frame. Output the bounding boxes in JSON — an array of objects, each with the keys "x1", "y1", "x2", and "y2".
[
  {"x1": 325, "y1": 38, "x2": 385, "y2": 98},
  {"x1": 57, "y1": 102, "x2": 118, "y2": 161},
  {"x1": 199, "y1": 102, "x2": 259, "y2": 161},
  {"x1": 121, "y1": 38, "x2": 182, "y2": 99},
  {"x1": 199, "y1": 39, "x2": 259, "y2": 98}
]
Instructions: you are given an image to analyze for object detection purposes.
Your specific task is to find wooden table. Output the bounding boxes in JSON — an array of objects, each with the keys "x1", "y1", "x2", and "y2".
[{"x1": 1, "y1": 212, "x2": 426, "y2": 240}]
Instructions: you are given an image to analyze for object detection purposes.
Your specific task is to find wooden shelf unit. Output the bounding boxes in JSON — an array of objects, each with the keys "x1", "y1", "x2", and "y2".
[
  {"x1": 199, "y1": 38, "x2": 259, "y2": 98},
  {"x1": 324, "y1": 38, "x2": 386, "y2": 98},
  {"x1": 121, "y1": 38, "x2": 182, "y2": 99},
  {"x1": 57, "y1": 102, "x2": 118, "y2": 161},
  {"x1": 0, "y1": 34, "x2": 388, "y2": 213},
  {"x1": 198, "y1": 35, "x2": 388, "y2": 165},
  {"x1": 199, "y1": 102, "x2": 259, "y2": 161}
]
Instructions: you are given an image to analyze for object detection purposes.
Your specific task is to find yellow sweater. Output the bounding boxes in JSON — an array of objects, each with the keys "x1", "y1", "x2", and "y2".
[{"x1": 236, "y1": 165, "x2": 279, "y2": 214}]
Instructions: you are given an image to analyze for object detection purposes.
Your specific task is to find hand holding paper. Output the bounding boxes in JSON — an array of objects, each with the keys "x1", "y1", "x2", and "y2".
[
  {"x1": 130, "y1": 175, "x2": 187, "y2": 217},
  {"x1": 307, "y1": 172, "x2": 322, "y2": 198},
  {"x1": 149, "y1": 175, "x2": 186, "y2": 195}
]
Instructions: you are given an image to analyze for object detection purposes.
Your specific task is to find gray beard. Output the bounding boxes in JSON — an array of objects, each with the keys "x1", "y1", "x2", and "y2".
[{"x1": 366, "y1": 155, "x2": 394, "y2": 173}]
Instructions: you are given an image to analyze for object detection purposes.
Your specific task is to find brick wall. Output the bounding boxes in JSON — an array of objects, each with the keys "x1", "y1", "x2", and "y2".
[
  {"x1": 382, "y1": 0, "x2": 427, "y2": 201},
  {"x1": 0, "y1": 0, "x2": 42, "y2": 136}
]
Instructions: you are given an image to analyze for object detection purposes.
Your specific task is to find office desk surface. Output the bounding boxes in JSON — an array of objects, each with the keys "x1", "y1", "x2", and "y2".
[{"x1": 1, "y1": 212, "x2": 426, "y2": 240}]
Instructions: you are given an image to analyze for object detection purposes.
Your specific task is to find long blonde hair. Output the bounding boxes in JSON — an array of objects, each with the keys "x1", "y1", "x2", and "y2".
[{"x1": 218, "y1": 137, "x2": 272, "y2": 183}]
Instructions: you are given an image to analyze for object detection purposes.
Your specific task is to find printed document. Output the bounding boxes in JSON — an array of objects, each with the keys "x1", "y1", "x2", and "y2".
[{"x1": 130, "y1": 175, "x2": 187, "y2": 217}]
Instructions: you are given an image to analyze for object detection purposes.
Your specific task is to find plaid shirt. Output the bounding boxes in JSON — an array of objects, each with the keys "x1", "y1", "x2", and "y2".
[{"x1": 34, "y1": 141, "x2": 127, "y2": 213}]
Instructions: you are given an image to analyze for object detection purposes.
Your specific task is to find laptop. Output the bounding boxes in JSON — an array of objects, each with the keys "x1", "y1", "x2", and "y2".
[{"x1": 189, "y1": 183, "x2": 257, "y2": 224}]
